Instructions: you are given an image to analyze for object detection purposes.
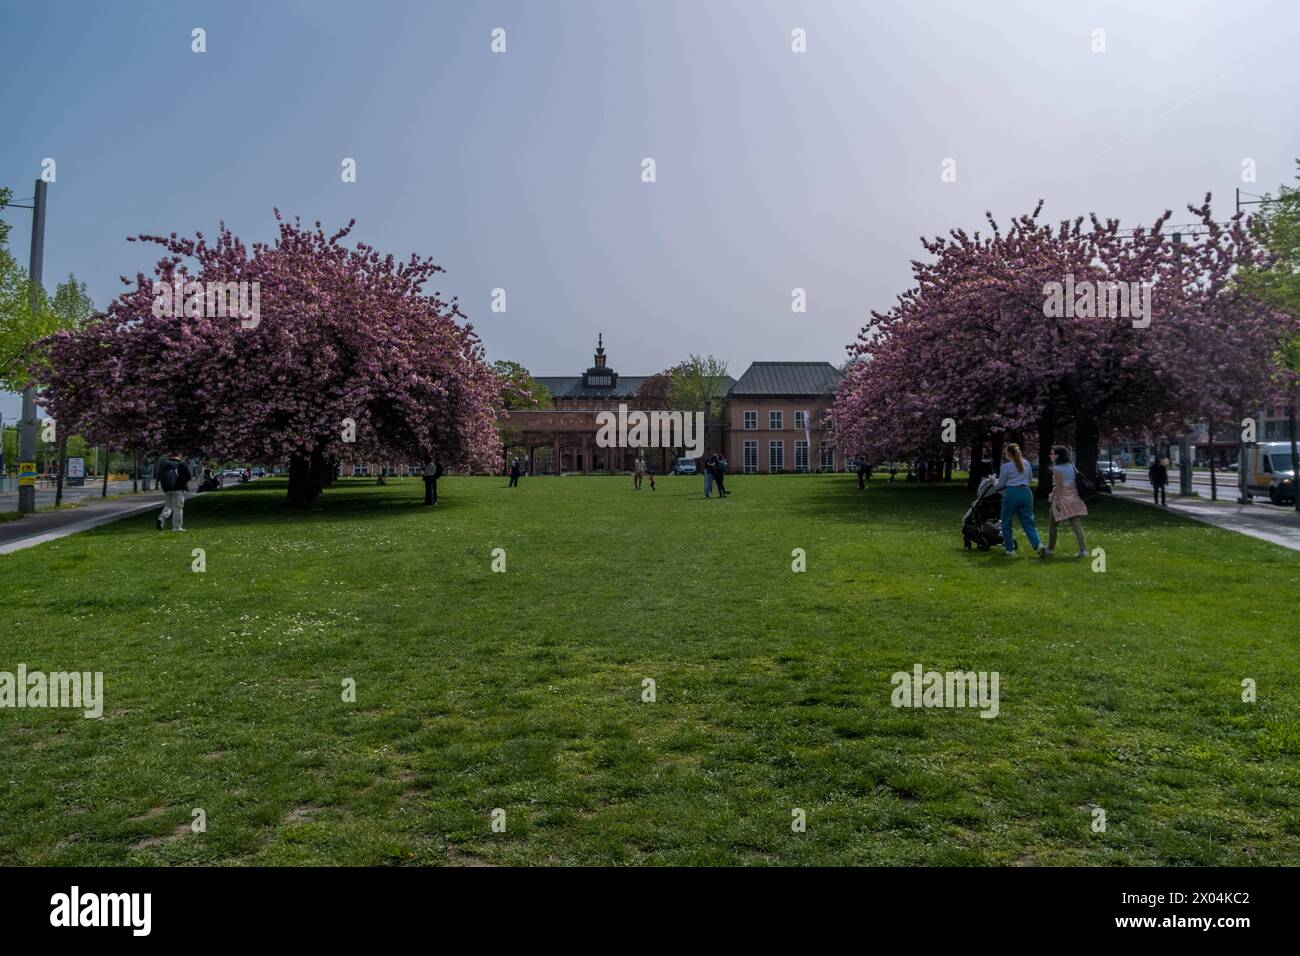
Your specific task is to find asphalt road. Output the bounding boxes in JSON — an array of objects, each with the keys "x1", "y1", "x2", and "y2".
[
  {"x1": 0, "y1": 478, "x2": 137, "y2": 510},
  {"x1": 1120, "y1": 470, "x2": 1295, "y2": 509},
  {"x1": 0, "y1": 474, "x2": 249, "y2": 512}
]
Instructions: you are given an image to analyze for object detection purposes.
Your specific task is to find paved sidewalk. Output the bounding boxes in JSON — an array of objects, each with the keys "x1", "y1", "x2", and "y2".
[
  {"x1": 1112, "y1": 485, "x2": 1300, "y2": 551},
  {"x1": 0, "y1": 493, "x2": 166, "y2": 555}
]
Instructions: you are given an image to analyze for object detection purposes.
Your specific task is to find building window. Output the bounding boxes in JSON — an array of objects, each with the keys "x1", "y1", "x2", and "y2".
[
  {"x1": 352, "y1": 464, "x2": 370, "y2": 477},
  {"x1": 819, "y1": 442, "x2": 835, "y2": 472},
  {"x1": 795, "y1": 440, "x2": 809, "y2": 472},
  {"x1": 743, "y1": 440, "x2": 758, "y2": 473},
  {"x1": 769, "y1": 410, "x2": 783, "y2": 431},
  {"x1": 1265, "y1": 420, "x2": 1294, "y2": 440},
  {"x1": 744, "y1": 411, "x2": 757, "y2": 430},
  {"x1": 795, "y1": 411, "x2": 807, "y2": 430},
  {"x1": 769, "y1": 440, "x2": 784, "y2": 472}
]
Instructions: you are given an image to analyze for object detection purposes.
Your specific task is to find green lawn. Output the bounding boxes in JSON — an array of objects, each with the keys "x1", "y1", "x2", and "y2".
[{"x1": 2, "y1": 473, "x2": 1298, "y2": 866}]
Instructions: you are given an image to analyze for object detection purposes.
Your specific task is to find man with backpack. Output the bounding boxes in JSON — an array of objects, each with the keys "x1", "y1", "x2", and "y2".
[{"x1": 156, "y1": 453, "x2": 192, "y2": 531}]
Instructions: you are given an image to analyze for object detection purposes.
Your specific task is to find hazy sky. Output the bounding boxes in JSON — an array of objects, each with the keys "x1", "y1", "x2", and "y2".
[{"x1": 3, "y1": 0, "x2": 1298, "y2": 422}]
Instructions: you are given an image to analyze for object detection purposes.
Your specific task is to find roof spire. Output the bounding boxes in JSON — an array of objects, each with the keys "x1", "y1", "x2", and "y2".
[{"x1": 594, "y1": 333, "x2": 607, "y2": 368}]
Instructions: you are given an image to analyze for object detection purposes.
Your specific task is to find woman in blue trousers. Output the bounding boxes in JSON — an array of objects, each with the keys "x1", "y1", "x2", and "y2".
[{"x1": 996, "y1": 443, "x2": 1045, "y2": 558}]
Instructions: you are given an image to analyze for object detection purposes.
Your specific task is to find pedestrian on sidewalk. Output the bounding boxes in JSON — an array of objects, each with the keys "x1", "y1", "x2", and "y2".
[
  {"x1": 155, "y1": 452, "x2": 192, "y2": 531},
  {"x1": 1043, "y1": 445, "x2": 1088, "y2": 557},
  {"x1": 1149, "y1": 458, "x2": 1169, "y2": 507}
]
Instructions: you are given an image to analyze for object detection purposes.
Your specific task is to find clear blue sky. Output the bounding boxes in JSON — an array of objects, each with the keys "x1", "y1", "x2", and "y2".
[{"x1": 3, "y1": 0, "x2": 1298, "y2": 423}]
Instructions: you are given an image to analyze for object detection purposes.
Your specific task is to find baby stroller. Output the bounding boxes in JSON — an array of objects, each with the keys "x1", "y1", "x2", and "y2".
[{"x1": 962, "y1": 476, "x2": 1003, "y2": 551}]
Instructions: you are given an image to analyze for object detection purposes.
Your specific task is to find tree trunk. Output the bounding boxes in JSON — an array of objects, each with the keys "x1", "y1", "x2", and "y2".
[
  {"x1": 54, "y1": 436, "x2": 68, "y2": 507},
  {"x1": 1178, "y1": 433, "x2": 1194, "y2": 495},
  {"x1": 1290, "y1": 407, "x2": 1299, "y2": 513},
  {"x1": 966, "y1": 432, "x2": 986, "y2": 490},
  {"x1": 101, "y1": 453, "x2": 110, "y2": 497},
  {"x1": 990, "y1": 434, "x2": 1004, "y2": 475},
  {"x1": 1035, "y1": 411, "x2": 1054, "y2": 500},
  {"x1": 1208, "y1": 418, "x2": 1217, "y2": 501},
  {"x1": 309, "y1": 446, "x2": 326, "y2": 501},
  {"x1": 422, "y1": 461, "x2": 444, "y2": 505},
  {"x1": 1075, "y1": 418, "x2": 1101, "y2": 496},
  {"x1": 285, "y1": 453, "x2": 313, "y2": 508}
]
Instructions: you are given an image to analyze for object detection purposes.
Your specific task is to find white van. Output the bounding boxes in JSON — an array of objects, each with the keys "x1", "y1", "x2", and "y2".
[{"x1": 1242, "y1": 441, "x2": 1296, "y2": 504}]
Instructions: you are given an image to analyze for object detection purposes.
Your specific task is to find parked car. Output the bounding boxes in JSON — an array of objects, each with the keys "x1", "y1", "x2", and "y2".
[
  {"x1": 1100, "y1": 461, "x2": 1126, "y2": 482},
  {"x1": 673, "y1": 458, "x2": 697, "y2": 476}
]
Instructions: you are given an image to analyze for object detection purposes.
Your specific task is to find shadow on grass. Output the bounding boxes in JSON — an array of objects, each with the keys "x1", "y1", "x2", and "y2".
[
  {"x1": 783, "y1": 476, "x2": 1203, "y2": 536},
  {"x1": 79, "y1": 477, "x2": 462, "y2": 539}
]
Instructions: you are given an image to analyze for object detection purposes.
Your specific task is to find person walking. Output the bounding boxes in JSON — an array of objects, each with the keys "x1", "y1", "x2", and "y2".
[
  {"x1": 633, "y1": 456, "x2": 645, "y2": 490},
  {"x1": 1149, "y1": 457, "x2": 1168, "y2": 506},
  {"x1": 704, "y1": 454, "x2": 716, "y2": 498},
  {"x1": 508, "y1": 457, "x2": 521, "y2": 487},
  {"x1": 995, "y1": 443, "x2": 1045, "y2": 558},
  {"x1": 1043, "y1": 445, "x2": 1088, "y2": 557},
  {"x1": 856, "y1": 458, "x2": 868, "y2": 489},
  {"x1": 715, "y1": 454, "x2": 729, "y2": 497},
  {"x1": 155, "y1": 452, "x2": 192, "y2": 532},
  {"x1": 888, "y1": 461, "x2": 898, "y2": 482}
]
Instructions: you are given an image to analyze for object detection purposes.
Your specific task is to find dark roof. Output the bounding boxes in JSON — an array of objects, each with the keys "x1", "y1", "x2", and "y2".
[
  {"x1": 536, "y1": 375, "x2": 650, "y2": 399},
  {"x1": 536, "y1": 373, "x2": 737, "y2": 400},
  {"x1": 727, "y1": 362, "x2": 843, "y2": 397}
]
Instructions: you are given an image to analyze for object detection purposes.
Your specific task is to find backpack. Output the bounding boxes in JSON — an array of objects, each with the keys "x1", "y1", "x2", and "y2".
[
  {"x1": 1075, "y1": 465, "x2": 1096, "y2": 499},
  {"x1": 158, "y1": 459, "x2": 182, "y2": 492}
]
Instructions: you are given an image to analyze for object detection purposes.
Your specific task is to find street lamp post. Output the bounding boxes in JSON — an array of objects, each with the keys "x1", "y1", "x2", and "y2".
[{"x1": 8, "y1": 180, "x2": 49, "y2": 515}]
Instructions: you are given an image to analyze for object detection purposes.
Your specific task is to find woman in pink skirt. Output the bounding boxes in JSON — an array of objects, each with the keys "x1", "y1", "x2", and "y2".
[{"x1": 1045, "y1": 445, "x2": 1089, "y2": 557}]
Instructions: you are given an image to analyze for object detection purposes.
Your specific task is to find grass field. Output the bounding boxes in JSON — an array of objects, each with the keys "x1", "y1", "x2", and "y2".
[{"x1": 2, "y1": 473, "x2": 1299, "y2": 866}]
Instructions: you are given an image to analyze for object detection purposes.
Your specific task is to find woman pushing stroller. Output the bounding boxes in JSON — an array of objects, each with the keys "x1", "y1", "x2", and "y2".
[{"x1": 995, "y1": 443, "x2": 1045, "y2": 558}]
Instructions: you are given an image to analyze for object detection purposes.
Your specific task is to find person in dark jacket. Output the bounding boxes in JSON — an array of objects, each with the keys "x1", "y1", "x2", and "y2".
[
  {"x1": 856, "y1": 458, "x2": 868, "y2": 489},
  {"x1": 155, "y1": 453, "x2": 192, "y2": 531},
  {"x1": 1149, "y1": 458, "x2": 1169, "y2": 506},
  {"x1": 714, "y1": 454, "x2": 729, "y2": 497},
  {"x1": 508, "y1": 457, "x2": 521, "y2": 487}
]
